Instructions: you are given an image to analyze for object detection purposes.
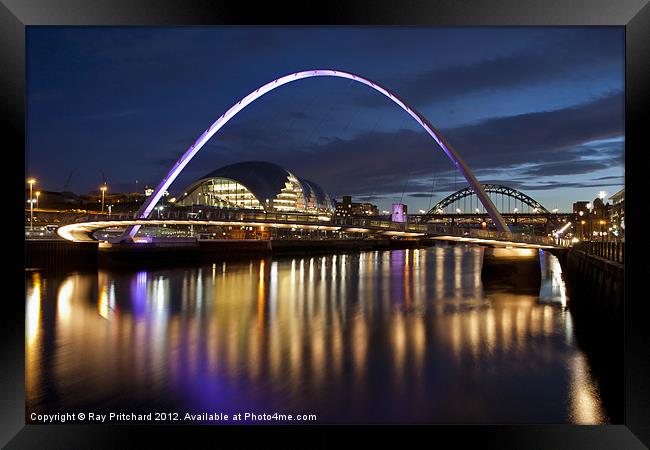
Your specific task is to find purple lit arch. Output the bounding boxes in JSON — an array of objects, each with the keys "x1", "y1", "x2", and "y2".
[{"x1": 122, "y1": 70, "x2": 509, "y2": 240}]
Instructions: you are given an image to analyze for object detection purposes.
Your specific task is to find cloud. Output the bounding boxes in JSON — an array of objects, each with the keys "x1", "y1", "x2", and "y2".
[
  {"x1": 355, "y1": 195, "x2": 384, "y2": 202},
  {"x1": 594, "y1": 175, "x2": 624, "y2": 181},
  {"x1": 441, "y1": 90, "x2": 624, "y2": 171},
  {"x1": 408, "y1": 193, "x2": 439, "y2": 198},
  {"x1": 518, "y1": 160, "x2": 612, "y2": 177},
  {"x1": 355, "y1": 30, "x2": 623, "y2": 108},
  {"x1": 155, "y1": 89, "x2": 623, "y2": 201},
  {"x1": 130, "y1": 84, "x2": 625, "y2": 207},
  {"x1": 512, "y1": 181, "x2": 625, "y2": 191}
]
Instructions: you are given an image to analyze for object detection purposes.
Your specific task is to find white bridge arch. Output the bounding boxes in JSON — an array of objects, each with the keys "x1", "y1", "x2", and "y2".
[{"x1": 122, "y1": 69, "x2": 508, "y2": 240}]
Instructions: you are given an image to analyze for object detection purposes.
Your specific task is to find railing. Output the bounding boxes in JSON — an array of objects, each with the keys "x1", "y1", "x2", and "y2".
[
  {"x1": 575, "y1": 240, "x2": 625, "y2": 264},
  {"x1": 25, "y1": 228, "x2": 65, "y2": 240},
  {"x1": 572, "y1": 240, "x2": 624, "y2": 264}
]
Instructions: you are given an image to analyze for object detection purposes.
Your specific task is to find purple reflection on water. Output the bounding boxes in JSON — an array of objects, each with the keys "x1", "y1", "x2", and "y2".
[
  {"x1": 390, "y1": 250, "x2": 406, "y2": 305},
  {"x1": 130, "y1": 271, "x2": 148, "y2": 317}
]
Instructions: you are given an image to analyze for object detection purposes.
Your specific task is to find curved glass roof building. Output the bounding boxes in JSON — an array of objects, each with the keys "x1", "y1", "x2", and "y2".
[{"x1": 176, "y1": 161, "x2": 334, "y2": 215}]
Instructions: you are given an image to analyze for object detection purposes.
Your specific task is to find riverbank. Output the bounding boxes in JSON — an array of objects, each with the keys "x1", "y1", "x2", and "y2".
[
  {"x1": 561, "y1": 248, "x2": 624, "y2": 423},
  {"x1": 26, "y1": 237, "x2": 436, "y2": 270}
]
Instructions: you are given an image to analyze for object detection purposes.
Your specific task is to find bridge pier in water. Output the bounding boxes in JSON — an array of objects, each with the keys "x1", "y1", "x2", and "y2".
[{"x1": 480, "y1": 246, "x2": 541, "y2": 294}]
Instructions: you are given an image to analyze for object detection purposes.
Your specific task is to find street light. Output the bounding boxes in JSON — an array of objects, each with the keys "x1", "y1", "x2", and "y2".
[
  {"x1": 100, "y1": 185, "x2": 107, "y2": 213},
  {"x1": 27, "y1": 178, "x2": 36, "y2": 230},
  {"x1": 35, "y1": 191, "x2": 41, "y2": 210}
]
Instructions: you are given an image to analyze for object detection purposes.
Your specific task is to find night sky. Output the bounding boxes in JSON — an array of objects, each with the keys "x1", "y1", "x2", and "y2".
[{"x1": 26, "y1": 27, "x2": 624, "y2": 212}]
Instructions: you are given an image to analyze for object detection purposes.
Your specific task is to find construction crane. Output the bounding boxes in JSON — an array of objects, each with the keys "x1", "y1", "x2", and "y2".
[{"x1": 62, "y1": 169, "x2": 76, "y2": 192}]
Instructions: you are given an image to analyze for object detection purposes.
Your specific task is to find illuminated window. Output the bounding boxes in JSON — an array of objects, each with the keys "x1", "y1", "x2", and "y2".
[
  {"x1": 176, "y1": 165, "x2": 334, "y2": 216},
  {"x1": 273, "y1": 173, "x2": 306, "y2": 212},
  {"x1": 179, "y1": 178, "x2": 263, "y2": 210}
]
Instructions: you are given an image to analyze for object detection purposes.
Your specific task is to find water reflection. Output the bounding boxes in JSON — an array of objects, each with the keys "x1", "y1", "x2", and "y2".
[{"x1": 25, "y1": 246, "x2": 610, "y2": 423}]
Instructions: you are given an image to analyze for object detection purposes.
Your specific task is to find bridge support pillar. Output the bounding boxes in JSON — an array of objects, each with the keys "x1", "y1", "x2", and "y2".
[{"x1": 481, "y1": 247, "x2": 541, "y2": 294}]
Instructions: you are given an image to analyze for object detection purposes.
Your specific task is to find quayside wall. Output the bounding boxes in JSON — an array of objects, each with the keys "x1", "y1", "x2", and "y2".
[
  {"x1": 25, "y1": 237, "x2": 435, "y2": 270},
  {"x1": 26, "y1": 239, "x2": 98, "y2": 272},
  {"x1": 561, "y1": 247, "x2": 624, "y2": 323}
]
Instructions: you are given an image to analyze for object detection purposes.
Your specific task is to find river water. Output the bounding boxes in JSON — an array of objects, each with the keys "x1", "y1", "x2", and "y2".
[{"x1": 25, "y1": 245, "x2": 613, "y2": 423}]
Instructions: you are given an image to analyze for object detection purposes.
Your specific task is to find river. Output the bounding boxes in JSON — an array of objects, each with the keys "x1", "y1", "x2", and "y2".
[{"x1": 25, "y1": 245, "x2": 614, "y2": 424}]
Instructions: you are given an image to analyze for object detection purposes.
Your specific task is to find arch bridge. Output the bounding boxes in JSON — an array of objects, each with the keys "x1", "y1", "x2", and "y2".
[
  {"x1": 119, "y1": 69, "x2": 510, "y2": 241},
  {"x1": 428, "y1": 184, "x2": 550, "y2": 215}
]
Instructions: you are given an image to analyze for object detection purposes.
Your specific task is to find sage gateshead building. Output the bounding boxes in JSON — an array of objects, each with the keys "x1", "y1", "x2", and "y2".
[{"x1": 175, "y1": 161, "x2": 335, "y2": 215}]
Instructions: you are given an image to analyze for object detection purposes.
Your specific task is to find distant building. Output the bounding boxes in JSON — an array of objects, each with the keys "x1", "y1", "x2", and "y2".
[
  {"x1": 24, "y1": 189, "x2": 87, "y2": 209},
  {"x1": 392, "y1": 203, "x2": 408, "y2": 223},
  {"x1": 23, "y1": 187, "x2": 147, "y2": 214},
  {"x1": 175, "y1": 161, "x2": 334, "y2": 215},
  {"x1": 574, "y1": 196, "x2": 611, "y2": 240},
  {"x1": 572, "y1": 201, "x2": 589, "y2": 217},
  {"x1": 573, "y1": 201, "x2": 591, "y2": 238},
  {"x1": 609, "y1": 188, "x2": 625, "y2": 238},
  {"x1": 334, "y1": 195, "x2": 379, "y2": 218},
  {"x1": 592, "y1": 197, "x2": 610, "y2": 220}
]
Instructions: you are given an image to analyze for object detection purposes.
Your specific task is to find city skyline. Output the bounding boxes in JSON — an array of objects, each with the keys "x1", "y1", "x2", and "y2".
[{"x1": 26, "y1": 27, "x2": 624, "y2": 211}]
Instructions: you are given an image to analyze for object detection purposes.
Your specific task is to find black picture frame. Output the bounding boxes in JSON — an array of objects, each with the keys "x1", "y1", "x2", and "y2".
[{"x1": 5, "y1": 0, "x2": 649, "y2": 447}]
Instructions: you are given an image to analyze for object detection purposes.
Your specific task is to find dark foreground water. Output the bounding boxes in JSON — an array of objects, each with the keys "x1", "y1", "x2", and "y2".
[{"x1": 26, "y1": 245, "x2": 614, "y2": 424}]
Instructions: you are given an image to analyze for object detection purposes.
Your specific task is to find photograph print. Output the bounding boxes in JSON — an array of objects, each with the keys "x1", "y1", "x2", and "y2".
[{"x1": 25, "y1": 26, "x2": 625, "y2": 425}]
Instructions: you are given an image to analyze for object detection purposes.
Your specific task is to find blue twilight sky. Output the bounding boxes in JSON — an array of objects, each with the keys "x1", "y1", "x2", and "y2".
[{"x1": 26, "y1": 27, "x2": 624, "y2": 212}]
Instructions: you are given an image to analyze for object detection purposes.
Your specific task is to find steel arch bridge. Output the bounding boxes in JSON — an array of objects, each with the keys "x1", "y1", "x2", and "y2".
[
  {"x1": 119, "y1": 69, "x2": 510, "y2": 241},
  {"x1": 428, "y1": 184, "x2": 550, "y2": 215}
]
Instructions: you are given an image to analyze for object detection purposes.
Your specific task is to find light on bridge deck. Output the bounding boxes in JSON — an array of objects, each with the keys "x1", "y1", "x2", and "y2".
[{"x1": 488, "y1": 247, "x2": 538, "y2": 258}]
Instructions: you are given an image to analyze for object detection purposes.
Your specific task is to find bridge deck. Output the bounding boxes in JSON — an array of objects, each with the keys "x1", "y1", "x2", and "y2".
[{"x1": 55, "y1": 214, "x2": 562, "y2": 249}]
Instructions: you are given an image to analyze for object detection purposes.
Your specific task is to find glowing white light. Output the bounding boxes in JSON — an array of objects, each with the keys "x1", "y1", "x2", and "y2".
[
  {"x1": 556, "y1": 222, "x2": 572, "y2": 236},
  {"x1": 26, "y1": 274, "x2": 42, "y2": 347},
  {"x1": 57, "y1": 277, "x2": 74, "y2": 324}
]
